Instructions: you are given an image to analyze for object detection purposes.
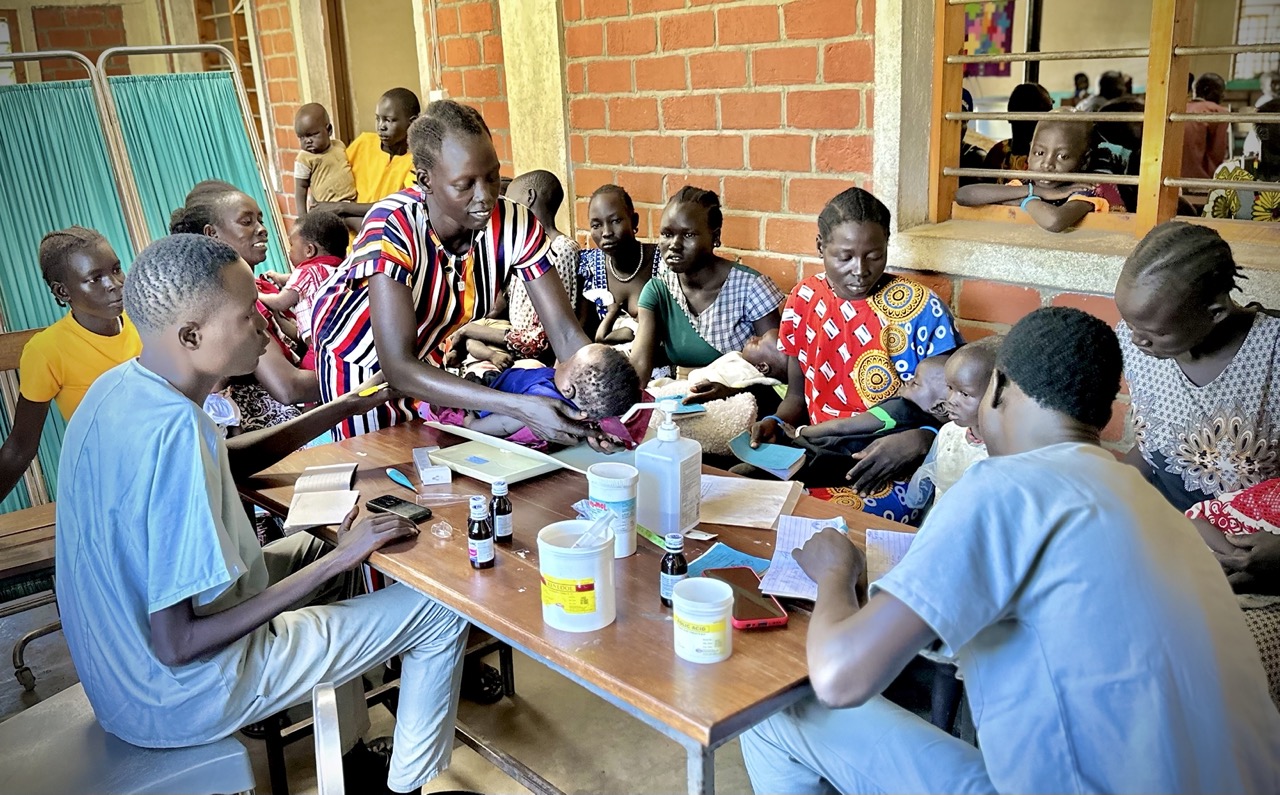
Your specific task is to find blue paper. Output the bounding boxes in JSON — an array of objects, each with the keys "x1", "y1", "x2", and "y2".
[
  {"x1": 687, "y1": 542, "x2": 771, "y2": 577},
  {"x1": 729, "y1": 431, "x2": 803, "y2": 471},
  {"x1": 667, "y1": 398, "x2": 707, "y2": 415}
]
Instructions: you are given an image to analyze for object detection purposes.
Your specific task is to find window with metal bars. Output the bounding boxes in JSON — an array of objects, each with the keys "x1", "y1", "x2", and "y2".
[
  {"x1": 195, "y1": 0, "x2": 264, "y2": 143},
  {"x1": 1237, "y1": 0, "x2": 1280, "y2": 79}
]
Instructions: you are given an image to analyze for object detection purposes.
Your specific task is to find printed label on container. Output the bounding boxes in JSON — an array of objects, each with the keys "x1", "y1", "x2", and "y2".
[
  {"x1": 541, "y1": 574, "x2": 597, "y2": 614},
  {"x1": 679, "y1": 456, "x2": 701, "y2": 526},
  {"x1": 589, "y1": 496, "x2": 636, "y2": 529},
  {"x1": 468, "y1": 537, "x2": 494, "y2": 564},
  {"x1": 675, "y1": 613, "x2": 729, "y2": 657},
  {"x1": 493, "y1": 513, "x2": 513, "y2": 539},
  {"x1": 660, "y1": 572, "x2": 687, "y2": 600}
]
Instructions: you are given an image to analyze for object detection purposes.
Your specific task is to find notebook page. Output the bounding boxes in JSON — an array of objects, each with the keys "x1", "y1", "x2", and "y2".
[
  {"x1": 284, "y1": 490, "x2": 359, "y2": 534},
  {"x1": 865, "y1": 529, "x2": 915, "y2": 583},
  {"x1": 759, "y1": 515, "x2": 848, "y2": 600},
  {"x1": 295, "y1": 463, "x2": 358, "y2": 494}
]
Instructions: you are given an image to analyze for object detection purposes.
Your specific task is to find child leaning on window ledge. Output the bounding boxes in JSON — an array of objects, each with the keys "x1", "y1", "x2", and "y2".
[{"x1": 955, "y1": 118, "x2": 1126, "y2": 232}]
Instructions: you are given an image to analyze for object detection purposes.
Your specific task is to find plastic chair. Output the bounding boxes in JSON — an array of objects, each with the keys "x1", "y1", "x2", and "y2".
[{"x1": 0, "y1": 683, "x2": 255, "y2": 794}]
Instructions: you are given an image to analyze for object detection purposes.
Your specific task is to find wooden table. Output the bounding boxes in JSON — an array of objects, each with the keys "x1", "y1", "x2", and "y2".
[{"x1": 241, "y1": 422, "x2": 914, "y2": 795}]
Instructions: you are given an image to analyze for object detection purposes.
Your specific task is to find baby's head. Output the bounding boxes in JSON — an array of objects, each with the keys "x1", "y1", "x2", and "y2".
[
  {"x1": 943, "y1": 337, "x2": 1002, "y2": 431},
  {"x1": 742, "y1": 329, "x2": 788, "y2": 379},
  {"x1": 288, "y1": 211, "x2": 349, "y2": 266},
  {"x1": 1027, "y1": 118, "x2": 1094, "y2": 187},
  {"x1": 897, "y1": 352, "x2": 952, "y2": 420},
  {"x1": 554, "y1": 343, "x2": 641, "y2": 420},
  {"x1": 294, "y1": 103, "x2": 334, "y2": 155}
]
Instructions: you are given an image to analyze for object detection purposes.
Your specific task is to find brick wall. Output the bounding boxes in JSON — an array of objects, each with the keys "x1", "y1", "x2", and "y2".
[
  {"x1": 33, "y1": 5, "x2": 129, "y2": 81},
  {"x1": 252, "y1": 0, "x2": 303, "y2": 220},
  {"x1": 563, "y1": 0, "x2": 874, "y2": 293},
  {"x1": 897, "y1": 269, "x2": 1133, "y2": 452},
  {"x1": 431, "y1": 0, "x2": 512, "y2": 171}
]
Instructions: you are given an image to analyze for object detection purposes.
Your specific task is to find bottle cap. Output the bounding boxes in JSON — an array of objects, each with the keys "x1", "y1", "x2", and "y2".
[
  {"x1": 469, "y1": 495, "x2": 488, "y2": 519},
  {"x1": 491, "y1": 480, "x2": 508, "y2": 496},
  {"x1": 664, "y1": 533, "x2": 684, "y2": 552}
]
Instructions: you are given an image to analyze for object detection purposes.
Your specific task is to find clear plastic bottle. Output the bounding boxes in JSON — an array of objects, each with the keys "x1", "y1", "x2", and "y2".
[
  {"x1": 490, "y1": 480, "x2": 513, "y2": 545},
  {"x1": 635, "y1": 402, "x2": 701, "y2": 536},
  {"x1": 468, "y1": 495, "x2": 495, "y2": 569},
  {"x1": 659, "y1": 533, "x2": 688, "y2": 608}
]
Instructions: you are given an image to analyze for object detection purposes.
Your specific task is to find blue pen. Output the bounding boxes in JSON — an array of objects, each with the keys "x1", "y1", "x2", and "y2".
[{"x1": 385, "y1": 468, "x2": 415, "y2": 492}]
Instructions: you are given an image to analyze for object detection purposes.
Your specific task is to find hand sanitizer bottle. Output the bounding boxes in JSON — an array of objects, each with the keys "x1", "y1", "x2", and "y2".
[{"x1": 634, "y1": 400, "x2": 701, "y2": 536}]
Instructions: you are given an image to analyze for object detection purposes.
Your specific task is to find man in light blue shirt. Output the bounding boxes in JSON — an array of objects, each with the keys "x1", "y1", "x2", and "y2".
[
  {"x1": 56, "y1": 234, "x2": 468, "y2": 793},
  {"x1": 741, "y1": 307, "x2": 1280, "y2": 794}
]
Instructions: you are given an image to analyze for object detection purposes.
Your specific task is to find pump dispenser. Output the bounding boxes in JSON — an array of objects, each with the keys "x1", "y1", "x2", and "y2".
[{"x1": 633, "y1": 400, "x2": 701, "y2": 536}]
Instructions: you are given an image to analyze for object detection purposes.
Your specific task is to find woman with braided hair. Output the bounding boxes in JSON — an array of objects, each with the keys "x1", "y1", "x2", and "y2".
[{"x1": 1117, "y1": 220, "x2": 1280, "y2": 706}]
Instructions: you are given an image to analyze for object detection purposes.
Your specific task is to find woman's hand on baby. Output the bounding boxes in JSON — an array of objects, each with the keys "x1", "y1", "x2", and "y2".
[
  {"x1": 489, "y1": 350, "x2": 515, "y2": 371},
  {"x1": 517, "y1": 396, "x2": 592, "y2": 446},
  {"x1": 844, "y1": 429, "x2": 933, "y2": 496},
  {"x1": 1217, "y1": 531, "x2": 1280, "y2": 596},
  {"x1": 684, "y1": 380, "x2": 738, "y2": 405}
]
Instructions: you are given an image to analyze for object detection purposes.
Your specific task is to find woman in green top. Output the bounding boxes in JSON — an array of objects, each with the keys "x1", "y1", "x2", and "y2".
[{"x1": 631, "y1": 187, "x2": 784, "y2": 390}]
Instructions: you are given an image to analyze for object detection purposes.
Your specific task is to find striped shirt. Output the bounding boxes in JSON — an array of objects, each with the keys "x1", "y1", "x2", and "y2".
[{"x1": 313, "y1": 189, "x2": 552, "y2": 377}]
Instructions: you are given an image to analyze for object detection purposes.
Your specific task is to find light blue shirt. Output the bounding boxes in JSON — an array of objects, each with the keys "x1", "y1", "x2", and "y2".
[
  {"x1": 874, "y1": 443, "x2": 1280, "y2": 794},
  {"x1": 56, "y1": 360, "x2": 270, "y2": 746}
]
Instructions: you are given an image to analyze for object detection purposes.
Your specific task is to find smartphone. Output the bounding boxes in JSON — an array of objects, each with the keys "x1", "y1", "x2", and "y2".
[
  {"x1": 366, "y1": 495, "x2": 433, "y2": 524},
  {"x1": 703, "y1": 566, "x2": 789, "y2": 630}
]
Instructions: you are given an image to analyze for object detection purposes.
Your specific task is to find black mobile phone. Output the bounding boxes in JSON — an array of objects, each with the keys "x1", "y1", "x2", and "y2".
[
  {"x1": 704, "y1": 566, "x2": 789, "y2": 630},
  {"x1": 366, "y1": 495, "x2": 433, "y2": 524}
]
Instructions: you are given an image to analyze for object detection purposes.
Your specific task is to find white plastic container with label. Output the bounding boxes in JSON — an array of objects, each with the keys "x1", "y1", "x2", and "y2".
[
  {"x1": 672, "y1": 578, "x2": 733, "y2": 664},
  {"x1": 587, "y1": 462, "x2": 639, "y2": 558},
  {"x1": 536, "y1": 520, "x2": 616, "y2": 632},
  {"x1": 634, "y1": 402, "x2": 701, "y2": 536}
]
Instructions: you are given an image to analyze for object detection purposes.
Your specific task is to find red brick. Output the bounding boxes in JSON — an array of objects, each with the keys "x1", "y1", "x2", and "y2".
[
  {"x1": 567, "y1": 62, "x2": 585, "y2": 93},
  {"x1": 493, "y1": 132, "x2": 513, "y2": 165},
  {"x1": 721, "y1": 91, "x2": 781, "y2": 130},
  {"x1": 443, "y1": 37, "x2": 481, "y2": 66},
  {"x1": 891, "y1": 271, "x2": 955, "y2": 306},
  {"x1": 749, "y1": 134, "x2": 812, "y2": 171},
  {"x1": 621, "y1": 171, "x2": 667, "y2": 205},
  {"x1": 633, "y1": 135, "x2": 684, "y2": 168},
  {"x1": 659, "y1": 11, "x2": 714, "y2": 51},
  {"x1": 783, "y1": 0, "x2": 858, "y2": 39},
  {"x1": 717, "y1": 5, "x2": 779, "y2": 45},
  {"x1": 956, "y1": 320, "x2": 1002, "y2": 341},
  {"x1": 736, "y1": 254, "x2": 799, "y2": 294},
  {"x1": 64, "y1": 7, "x2": 107, "y2": 27},
  {"x1": 815, "y1": 134, "x2": 872, "y2": 172},
  {"x1": 606, "y1": 18, "x2": 657, "y2": 56},
  {"x1": 574, "y1": 198, "x2": 590, "y2": 231},
  {"x1": 607, "y1": 97, "x2": 659, "y2": 131},
  {"x1": 824, "y1": 39, "x2": 874, "y2": 83},
  {"x1": 583, "y1": 0, "x2": 628, "y2": 18},
  {"x1": 564, "y1": 0, "x2": 582, "y2": 22},
  {"x1": 687, "y1": 135, "x2": 744, "y2": 169},
  {"x1": 566, "y1": 24, "x2": 604, "y2": 57},
  {"x1": 458, "y1": 1, "x2": 494, "y2": 33},
  {"x1": 765, "y1": 217, "x2": 818, "y2": 256},
  {"x1": 633, "y1": 0, "x2": 685, "y2": 11},
  {"x1": 575, "y1": 168, "x2": 617, "y2": 196},
  {"x1": 1049, "y1": 292, "x2": 1122, "y2": 327},
  {"x1": 721, "y1": 214, "x2": 761, "y2": 251},
  {"x1": 570, "y1": 97, "x2": 607, "y2": 129},
  {"x1": 436, "y1": 6, "x2": 460, "y2": 35},
  {"x1": 788, "y1": 89, "x2": 860, "y2": 130},
  {"x1": 662, "y1": 94, "x2": 717, "y2": 131},
  {"x1": 587, "y1": 60, "x2": 632, "y2": 93},
  {"x1": 1102, "y1": 398, "x2": 1131, "y2": 443},
  {"x1": 569, "y1": 134, "x2": 587, "y2": 164},
  {"x1": 788, "y1": 178, "x2": 856, "y2": 215},
  {"x1": 723, "y1": 175, "x2": 784, "y2": 213},
  {"x1": 463, "y1": 67, "x2": 501, "y2": 98},
  {"x1": 635, "y1": 55, "x2": 687, "y2": 91},
  {"x1": 689, "y1": 51, "x2": 747, "y2": 89},
  {"x1": 588, "y1": 135, "x2": 632, "y2": 165},
  {"x1": 958, "y1": 280, "x2": 1043, "y2": 326},
  {"x1": 865, "y1": 87, "x2": 875, "y2": 127},
  {"x1": 482, "y1": 34, "x2": 504, "y2": 65},
  {"x1": 861, "y1": 0, "x2": 876, "y2": 34},
  {"x1": 752, "y1": 46, "x2": 819, "y2": 86},
  {"x1": 441, "y1": 71, "x2": 465, "y2": 98},
  {"x1": 41, "y1": 28, "x2": 91, "y2": 49}
]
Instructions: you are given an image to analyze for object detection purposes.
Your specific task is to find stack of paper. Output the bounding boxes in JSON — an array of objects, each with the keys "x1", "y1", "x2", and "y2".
[
  {"x1": 758, "y1": 515, "x2": 848, "y2": 601},
  {"x1": 284, "y1": 463, "x2": 359, "y2": 534},
  {"x1": 698, "y1": 474, "x2": 803, "y2": 529}
]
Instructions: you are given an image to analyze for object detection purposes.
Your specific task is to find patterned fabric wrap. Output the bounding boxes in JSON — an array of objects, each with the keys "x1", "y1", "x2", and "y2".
[
  {"x1": 506, "y1": 234, "x2": 580, "y2": 358},
  {"x1": 651, "y1": 262, "x2": 786, "y2": 356},
  {"x1": 1204, "y1": 158, "x2": 1280, "y2": 222},
  {"x1": 578, "y1": 245, "x2": 660, "y2": 319},
  {"x1": 1186, "y1": 479, "x2": 1280, "y2": 536}
]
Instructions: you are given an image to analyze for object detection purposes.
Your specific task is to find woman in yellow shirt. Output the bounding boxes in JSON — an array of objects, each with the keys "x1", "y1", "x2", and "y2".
[{"x1": 0, "y1": 227, "x2": 141, "y2": 502}]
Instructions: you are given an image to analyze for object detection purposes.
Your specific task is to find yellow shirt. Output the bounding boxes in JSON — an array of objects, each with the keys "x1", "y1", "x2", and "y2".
[
  {"x1": 18, "y1": 313, "x2": 142, "y2": 420},
  {"x1": 293, "y1": 139, "x2": 357, "y2": 204},
  {"x1": 346, "y1": 132, "x2": 416, "y2": 204}
]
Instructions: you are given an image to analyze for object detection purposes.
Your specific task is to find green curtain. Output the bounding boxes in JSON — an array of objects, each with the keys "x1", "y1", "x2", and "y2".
[
  {"x1": 0, "y1": 80, "x2": 135, "y2": 514},
  {"x1": 108, "y1": 72, "x2": 287, "y2": 274}
]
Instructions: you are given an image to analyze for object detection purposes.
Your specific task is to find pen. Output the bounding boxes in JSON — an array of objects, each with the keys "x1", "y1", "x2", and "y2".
[
  {"x1": 358, "y1": 382, "x2": 390, "y2": 398},
  {"x1": 385, "y1": 468, "x2": 415, "y2": 492}
]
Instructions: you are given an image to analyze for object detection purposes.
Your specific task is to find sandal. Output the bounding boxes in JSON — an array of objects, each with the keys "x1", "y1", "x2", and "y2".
[{"x1": 460, "y1": 659, "x2": 505, "y2": 705}]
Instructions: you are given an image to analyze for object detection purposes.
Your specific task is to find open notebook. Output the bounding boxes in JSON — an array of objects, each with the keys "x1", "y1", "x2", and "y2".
[{"x1": 283, "y1": 463, "x2": 359, "y2": 535}]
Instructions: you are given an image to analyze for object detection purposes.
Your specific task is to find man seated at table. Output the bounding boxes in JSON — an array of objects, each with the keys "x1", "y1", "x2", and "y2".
[
  {"x1": 740, "y1": 307, "x2": 1280, "y2": 794},
  {"x1": 55, "y1": 234, "x2": 469, "y2": 795}
]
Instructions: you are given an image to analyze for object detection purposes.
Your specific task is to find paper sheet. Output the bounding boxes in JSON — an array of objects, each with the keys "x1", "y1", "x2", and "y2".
[
  {"x1": 699, "y1": 475, "x2": 802, "y2": 529},
  {"x1": 686, "y1": 542, "x2": 771, "y2": 577},
  {"x1": 759, "y1": 515, "x2": 848, "y2": 601},
  {"x1": 284, "y1": 489, "x2": 359, "y2": 534},
  {"x1": 295, "y1": 463, "x2": 357, "y2": 494},
  {"x1": 865, "y1": 529, "x2": 915, "y2": 583}
]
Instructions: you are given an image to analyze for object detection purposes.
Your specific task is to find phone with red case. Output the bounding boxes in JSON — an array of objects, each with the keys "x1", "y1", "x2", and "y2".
[{"x1": 703, "y1": 566, "x2": 789, "y2": 630}]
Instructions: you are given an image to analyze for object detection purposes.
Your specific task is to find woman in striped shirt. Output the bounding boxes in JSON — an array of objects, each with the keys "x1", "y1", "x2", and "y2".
[{"x1": 312, "y1": 101, "x2": 595, "y2": 443}]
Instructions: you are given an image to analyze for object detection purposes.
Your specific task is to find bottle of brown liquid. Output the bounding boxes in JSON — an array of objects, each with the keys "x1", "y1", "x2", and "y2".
[
  {"x1": 468, "y1": 495, "x2": 495, "y2": 569},
  {"x1": 490, "y1": 480, "x2": 513, "y2": 545},
  {"x1": 659, "y1": 533, "x2": 687, "y2": 607}
]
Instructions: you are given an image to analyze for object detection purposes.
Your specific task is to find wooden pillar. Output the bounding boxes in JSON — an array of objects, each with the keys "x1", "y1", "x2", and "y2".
[
  {"x1": 927, "y1": 0, "x2": 966, "y2": 224},
  {"x1": 1136, "y1": 0, "x2": 1195, "y2": 234}
]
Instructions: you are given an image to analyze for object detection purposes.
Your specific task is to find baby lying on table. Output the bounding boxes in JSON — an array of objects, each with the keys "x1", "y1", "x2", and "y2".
[{"x1": 422, "y1": 343, "x2": 644, "y2": 449}]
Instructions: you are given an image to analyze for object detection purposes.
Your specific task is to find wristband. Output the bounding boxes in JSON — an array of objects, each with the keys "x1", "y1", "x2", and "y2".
[
  {"x1": 763, "y1": 414, "x2": 786, "y2": 428},
  {"x1": 793, "y1": 424, "x2": 809, "y2": 438},
  {"x1": 1020, "y1": 194, "x2": 1043, "y2": 212}
]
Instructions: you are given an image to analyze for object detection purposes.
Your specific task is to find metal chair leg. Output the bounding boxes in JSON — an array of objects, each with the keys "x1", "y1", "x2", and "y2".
[
  {"x1": 263, "y1": 714, "x2": 290, "y2": 795},
  {"x1": 498, "y1": 643, "x2": 516, "y2": 697},
  {"x1": 12, "y1": 620, "x2": 61, "y2": 691}
]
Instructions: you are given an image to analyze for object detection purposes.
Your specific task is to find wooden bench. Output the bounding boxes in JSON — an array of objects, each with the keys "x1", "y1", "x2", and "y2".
[{"x1": 0, "y1": 327, "x2": 60, "y2": 691}]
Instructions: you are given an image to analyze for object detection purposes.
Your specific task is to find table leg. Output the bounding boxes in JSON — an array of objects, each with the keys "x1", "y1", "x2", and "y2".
[{"x1": 686, "y1": 745, "x2": 714, "y2": 795}]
